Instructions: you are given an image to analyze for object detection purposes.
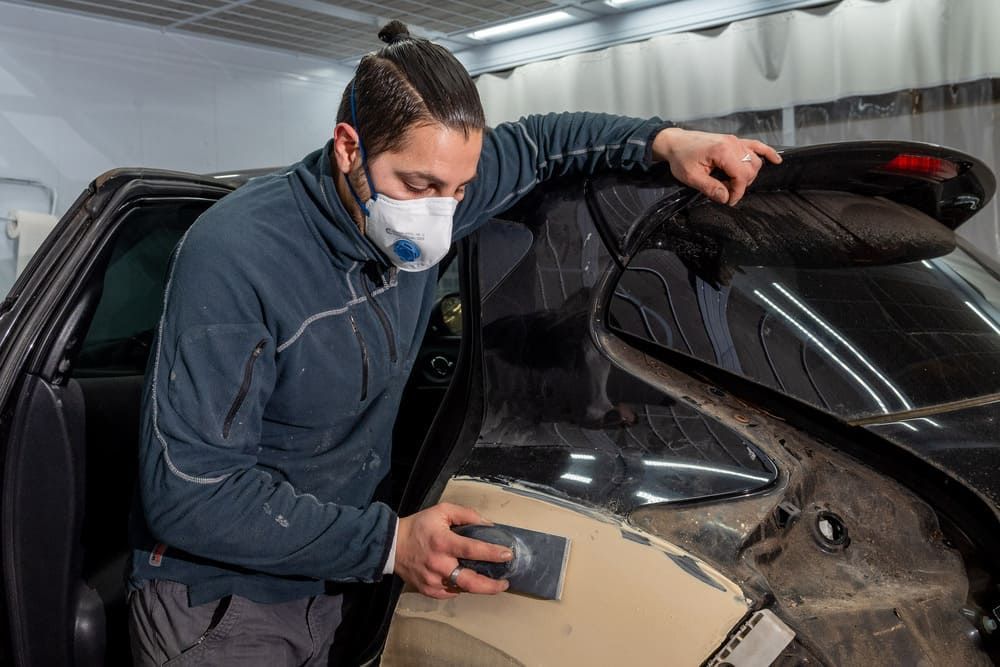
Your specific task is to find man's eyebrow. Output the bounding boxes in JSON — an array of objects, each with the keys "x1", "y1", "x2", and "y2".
[{"x1": 398, "y1": 170, "x2": 478, "y2": 186}]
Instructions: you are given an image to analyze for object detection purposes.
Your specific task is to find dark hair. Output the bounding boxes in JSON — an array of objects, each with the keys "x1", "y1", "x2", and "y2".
[{"x1": 336, "y1": 20, "x2": 485, "y2": 159}]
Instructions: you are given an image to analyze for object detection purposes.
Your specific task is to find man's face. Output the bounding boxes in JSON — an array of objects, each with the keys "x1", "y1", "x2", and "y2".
[{"x1": 337, "y1": 121, "x2": 483, "y2": 207}]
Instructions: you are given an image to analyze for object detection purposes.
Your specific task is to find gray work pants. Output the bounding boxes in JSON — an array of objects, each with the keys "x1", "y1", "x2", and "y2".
[{"x1": 128, "y1": 579, "x2": 347, "y2": 666}]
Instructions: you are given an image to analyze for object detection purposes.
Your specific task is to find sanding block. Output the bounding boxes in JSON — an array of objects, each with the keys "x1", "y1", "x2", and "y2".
[{"x1": 452, "y1": 523, "x2": 571, "y2": 600}]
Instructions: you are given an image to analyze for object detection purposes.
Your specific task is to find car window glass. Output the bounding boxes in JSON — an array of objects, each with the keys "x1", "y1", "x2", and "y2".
[
  {"x1": 435, "y1": 251, "x2": 460, "y2": 302},
  {"x1": 458, "y1": 203, "x2": 777, "y2": 515},
  {"x1": 72, "y1": 201, "x2": 209, "y2": 378},
  {"x1": 477, "y1": 220, "x2": 534, "y2": 300},
  {"x1": 608, "y1": 193, "x2": 1000, "y2": 422}
]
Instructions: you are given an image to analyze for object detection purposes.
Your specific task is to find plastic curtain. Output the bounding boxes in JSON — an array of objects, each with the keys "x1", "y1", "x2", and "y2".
[{"x1": 476, "y1": 0, "x2": 1000, "y2": 257}]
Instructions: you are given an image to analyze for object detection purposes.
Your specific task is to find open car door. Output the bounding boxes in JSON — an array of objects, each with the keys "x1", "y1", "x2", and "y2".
[
  {"x1": 0, "y1": 168, "x2": 483, "y2": 667},
  {"x1": 0, "y1": 170, "x2": 233, "y2": 666}
]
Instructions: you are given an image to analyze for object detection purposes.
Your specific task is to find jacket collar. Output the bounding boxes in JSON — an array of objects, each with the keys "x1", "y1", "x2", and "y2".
[{"x1": 292, "y1": 139, "x2": 390, "y2": 271}]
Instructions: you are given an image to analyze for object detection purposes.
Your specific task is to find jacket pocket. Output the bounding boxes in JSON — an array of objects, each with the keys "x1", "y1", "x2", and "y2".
[
  {"x1": 222, "y1": 338, "x2": 268, "y2": 439},
  {"x1": 349, "y1": 314, "x2": 369, "y2": 402}
]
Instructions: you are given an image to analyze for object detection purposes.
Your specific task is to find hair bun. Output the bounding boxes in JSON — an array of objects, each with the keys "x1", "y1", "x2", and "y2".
[{"x1": 378, "y1": 20, "x2": 411, "y2": 45}]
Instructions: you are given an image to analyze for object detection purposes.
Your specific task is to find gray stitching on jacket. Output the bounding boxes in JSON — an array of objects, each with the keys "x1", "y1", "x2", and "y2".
[
  {"x1": 151, "y1": 228, "x2": 231, "y2": 485},
  {"x1": 543, "y1": 143, "x2": 623, "y2": 166},
  {"x1": 516, "y1": 122, "x2": 540, "y2": 163},
  {"x1": 276, "y1": 296, "x2": 366, "y2": 353},
  {"x1": 346, "y1": 262, "x2": 359, "y2": 300},
  {"x1": 483, "y1": 123, "x2": 646, "y2": 216},
  {"x1": 485, "y1": 178, "x2": 539, "y2": 216},
  {"x1": 276, "y1": 270, "x2": 397, "y2": 353},
  {"x1": 488, "y1": 138, "x2": 646, "y2": 217},
  {"x1": 484, "y1": 126, "x2": 646, "y2": 218}
]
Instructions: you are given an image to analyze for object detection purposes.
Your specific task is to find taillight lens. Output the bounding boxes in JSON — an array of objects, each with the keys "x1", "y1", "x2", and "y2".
[{"x1": 881, "y1": 154, "x2": 959, "y2": 180}]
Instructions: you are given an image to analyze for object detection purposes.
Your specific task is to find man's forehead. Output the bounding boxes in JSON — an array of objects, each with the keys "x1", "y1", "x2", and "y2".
[{"x1": 379, "y1": 124, "x2": 482, "y2": 180}]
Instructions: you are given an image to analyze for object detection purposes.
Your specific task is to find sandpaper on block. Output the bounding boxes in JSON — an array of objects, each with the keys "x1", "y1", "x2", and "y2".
[{"x1": 452, "y1": 523, "x2": 571, "y2": 600}]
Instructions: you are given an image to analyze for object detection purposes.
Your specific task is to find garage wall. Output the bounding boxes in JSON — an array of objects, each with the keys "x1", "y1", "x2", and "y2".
[
  {"x1": 476, "y1": 0, "x2": 1000, "y2": 259},
  {"x1": 0, "y1": 1, "x2": 351, "y2": 225}
]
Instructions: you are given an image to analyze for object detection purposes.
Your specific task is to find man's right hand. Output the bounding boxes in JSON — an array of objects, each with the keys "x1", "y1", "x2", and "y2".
[{"x1": 394, "y1": 503, "x2": 512, "y2": 599}]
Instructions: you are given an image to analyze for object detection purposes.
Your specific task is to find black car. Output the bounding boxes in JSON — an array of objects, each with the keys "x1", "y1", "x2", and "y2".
[{"x1": 1, "y1": 141, "x2": 998, "y2": 666}]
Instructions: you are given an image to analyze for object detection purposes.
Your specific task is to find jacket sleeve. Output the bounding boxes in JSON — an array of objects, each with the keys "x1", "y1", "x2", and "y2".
[
  {"x1": 453, "y1": 111, "x2": 673, "y2": 238},
  {"x1": 137, "y1": 221, "x2": 395, "y2": 583}
]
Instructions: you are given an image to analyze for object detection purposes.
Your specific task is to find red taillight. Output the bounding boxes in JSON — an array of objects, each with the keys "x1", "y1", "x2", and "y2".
[{"x1": 882, "y1": 154, "x2": 959, "y2": 180}]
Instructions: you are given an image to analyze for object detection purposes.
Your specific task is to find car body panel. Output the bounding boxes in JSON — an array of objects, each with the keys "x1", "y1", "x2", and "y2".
[
  {"x1": 385, "y1": 141, "x2": 1000, "y2": 664},
  {"x1": 867, "y1": 400, "x2": 1000, "y2": 507},
  {"x1": 382, "y1": 479, "x2": 751, "y2": 667},
  {"x1": 599, "y1": 334, "x2": 990, "y2": 665}
]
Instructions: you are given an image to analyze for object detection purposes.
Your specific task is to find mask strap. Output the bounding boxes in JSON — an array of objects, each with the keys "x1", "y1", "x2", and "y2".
[
  {"x1": 343, "y1": 172, "x2": 370, "y2": 217},
  {"x1": 349, "y1": 80, "x2": 378, "y2": 212}
]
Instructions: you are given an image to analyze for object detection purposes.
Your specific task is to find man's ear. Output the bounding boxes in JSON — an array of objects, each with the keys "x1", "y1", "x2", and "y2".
[{"x1": 332, "y1": 122, "x2": 361, "y2": 173}]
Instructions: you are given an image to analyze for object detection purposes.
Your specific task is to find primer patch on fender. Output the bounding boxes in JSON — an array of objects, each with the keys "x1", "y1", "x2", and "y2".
[{"x1": 384, "y1": 479, "x2": 750, "y2": 666}]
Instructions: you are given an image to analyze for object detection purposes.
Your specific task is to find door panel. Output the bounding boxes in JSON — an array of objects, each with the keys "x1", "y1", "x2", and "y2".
[
  {"x1": 2, "y1": 375, "x2": 86, "y2": 667},
  {"x1": 381, "y1": 479, "x2": 749, "y2": 666}
]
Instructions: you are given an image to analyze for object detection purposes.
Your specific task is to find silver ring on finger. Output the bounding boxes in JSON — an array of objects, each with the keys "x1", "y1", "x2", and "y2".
[
  {"x1": 448, "y1": 566, "x2": 464, "y2": 588},
  {"x1": 741, "y1": 151, "x2": 754, "y2": 163}
]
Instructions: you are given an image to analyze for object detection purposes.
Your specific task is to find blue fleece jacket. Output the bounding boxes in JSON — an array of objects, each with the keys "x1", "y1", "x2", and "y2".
[{"x1": 129, "y1": 112, "x2": 669, "y2": 605}]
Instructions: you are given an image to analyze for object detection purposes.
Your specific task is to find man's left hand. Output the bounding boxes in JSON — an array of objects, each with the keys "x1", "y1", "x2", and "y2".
[{"x1": 652, "y1": 128, "x2": 781, "y2": 207}]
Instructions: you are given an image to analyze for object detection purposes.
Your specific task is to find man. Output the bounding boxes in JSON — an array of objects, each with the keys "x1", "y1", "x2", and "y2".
[{"x1": 128, "y1": 19, "x2": 779, "y2": 666}]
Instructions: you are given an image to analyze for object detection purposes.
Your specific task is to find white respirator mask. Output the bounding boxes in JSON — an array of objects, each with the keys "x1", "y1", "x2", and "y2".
[
  {"x1": 360, "y1": 194, "x2": 457, "y2": 272},
  {"x1": 345, "y1": 81, "x2": 457, "y2": 272}
]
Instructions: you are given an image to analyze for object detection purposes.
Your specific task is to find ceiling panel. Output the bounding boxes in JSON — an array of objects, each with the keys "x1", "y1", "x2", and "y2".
[
  {"x1": 2, "y1": 0, "x2": 842, "y2": 78},
  {"x1": 199, "y1": 0, "x2": 380, "y2": 49},
  {"x1": 0, "y1": 0, "x2": 836, "y2": 75},
  {"x1": 328, "y1": 0, "x2": 554, "y2": 33},
  {"x1": 23, "y1": 0, "x2": 196, "y2": 26},
  {"x1": 4, "y1": 0, "x2": 575, "y2": 63}
]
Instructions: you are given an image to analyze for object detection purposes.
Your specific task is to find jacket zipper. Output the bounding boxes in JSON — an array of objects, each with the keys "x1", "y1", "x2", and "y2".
[
  {"x1": 362, "y1": 262, "x2": 397, "y2": 363},
  {"x1": 349, "y1": 314, "x2": 369, "y2": 401},
  {"x1": 222, "y1": 338, "x2": 267, "y2": 439}
]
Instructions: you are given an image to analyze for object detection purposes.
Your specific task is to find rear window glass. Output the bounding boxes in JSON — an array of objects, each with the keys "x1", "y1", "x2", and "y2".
[
  {"x1": 609, "y1": 192, "x2": 1000, "y2": 421},
  {"x1": 458, "y1": 195, "x2": 778, "y2": 514}
]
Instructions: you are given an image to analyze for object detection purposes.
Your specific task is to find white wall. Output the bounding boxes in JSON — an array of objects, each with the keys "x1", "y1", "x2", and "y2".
[{"x1": 0, "y1": 1, "x2": 352, "y2": 225}]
